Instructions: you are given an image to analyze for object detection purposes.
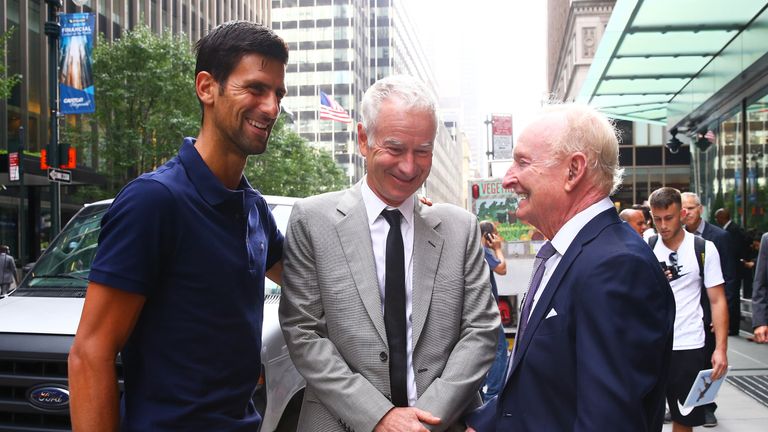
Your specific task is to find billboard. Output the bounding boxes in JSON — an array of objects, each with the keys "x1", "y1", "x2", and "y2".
[
  {"x1": 59, "y1": 13, "x2": 95, "y2": 114},
  {"x1": 492, "y1": 114, "x2": 513, "y2": 160}
]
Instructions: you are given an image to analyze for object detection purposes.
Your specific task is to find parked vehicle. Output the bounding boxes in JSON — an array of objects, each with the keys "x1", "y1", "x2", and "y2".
[{"x1": 0, "y1": 196, "x2": 304, "y2": 431}]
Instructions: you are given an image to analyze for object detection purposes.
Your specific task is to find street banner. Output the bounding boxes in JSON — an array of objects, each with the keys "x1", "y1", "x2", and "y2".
[
  {"x1": 59, "y1": 13, "x2": 95, "y2": 114},
  {"x1": 492, "y1": 114, "x2": 513, "y2": 159}
]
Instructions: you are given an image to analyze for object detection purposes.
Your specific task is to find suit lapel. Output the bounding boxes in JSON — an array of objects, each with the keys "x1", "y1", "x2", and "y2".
[
  {"x1": 411, "y1": 204, "x2": 443, "y2": 347},
  {"x1": 508, "y1": 208, "x2": 619, "y2": 377},
  {"x1": 335, "y1": 185, "x2": 388, "y2": 344}
]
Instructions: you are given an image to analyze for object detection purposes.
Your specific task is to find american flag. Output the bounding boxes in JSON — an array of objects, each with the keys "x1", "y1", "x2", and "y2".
[
  {"x1": 704, "y1": 130, "x2": 716, "y2": 142},
  {"x1": 319, "y1": 91, "x2": 352, "y2": 124}
]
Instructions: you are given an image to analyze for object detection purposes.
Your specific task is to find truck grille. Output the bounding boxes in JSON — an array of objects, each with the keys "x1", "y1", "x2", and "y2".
[{"x1": 0, "y1": 358, "x2": 71, "y2": 431}]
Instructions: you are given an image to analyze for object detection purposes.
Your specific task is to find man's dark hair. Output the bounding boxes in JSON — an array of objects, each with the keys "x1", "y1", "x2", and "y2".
[
  {"x1": 479, "y1": 221, "x2": 495, "y2": 237},
  {"x1": 195, "y1": 21, "x2": 289, "y2": 98},
  {"x1": 649, "y1": 187, "x2": 681, "y2": 210},
  {"x1": 631, "y1": 203, "x2": 652, "y2": 226}
]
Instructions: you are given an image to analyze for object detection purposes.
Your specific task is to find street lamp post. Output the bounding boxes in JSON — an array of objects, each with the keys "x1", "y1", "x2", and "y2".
[
  {"x1": 484, "y1": 116, "x2": 494, "y2": 177},
  {"x1": 44, "y1": 0, "x2": 62, "y2": 238}
]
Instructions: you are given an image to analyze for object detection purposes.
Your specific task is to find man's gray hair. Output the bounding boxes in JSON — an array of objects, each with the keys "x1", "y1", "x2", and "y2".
[
  {"x1": 541, "y1": 103, "x2": 624, "y2": 195},
  {"x1": 360, "y1": 75, "x2": 438, "y2": 146},
  {"x1": 681, "y1": 192, "x2": 701, "y2": 206}
]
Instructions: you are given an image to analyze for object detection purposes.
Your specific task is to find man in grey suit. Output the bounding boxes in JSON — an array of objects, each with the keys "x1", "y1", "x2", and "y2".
[
  {"x1": 751, "y1": 233, "x2": 768, "y2": 343},
  {"x1": 279, "y1": 75, "x2": 499, "y2": 432},
  {"x1": 0, "y1": 245, "x2": 18, "y2": 297}
]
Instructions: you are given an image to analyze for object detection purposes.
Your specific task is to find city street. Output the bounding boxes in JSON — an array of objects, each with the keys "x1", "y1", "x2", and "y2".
[{"x1": 662, "y1": 335, "x2": 768, "y2": 431}]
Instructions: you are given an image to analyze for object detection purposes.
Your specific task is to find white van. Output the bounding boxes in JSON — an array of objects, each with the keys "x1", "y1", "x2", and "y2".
[{"x1": 0, "y1": 196, "x2": 305, "y2": 431}]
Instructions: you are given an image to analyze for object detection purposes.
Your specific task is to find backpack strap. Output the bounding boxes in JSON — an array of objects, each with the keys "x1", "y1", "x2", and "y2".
[
  {"x1": 649, "y1": 235, "x2": 658, "y2": 250},
  {"x1": 693, "y1": 235, "x2": 705, "y2": 283}
]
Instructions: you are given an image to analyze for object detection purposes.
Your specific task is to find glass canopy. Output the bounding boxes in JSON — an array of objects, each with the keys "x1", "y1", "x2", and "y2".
[{"x1": 577, "y1": 0, "x2": 768, "y2": 125}]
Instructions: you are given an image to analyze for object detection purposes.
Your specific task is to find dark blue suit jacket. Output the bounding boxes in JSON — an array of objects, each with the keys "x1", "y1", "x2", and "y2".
[{"x1": 466, "y1": 208, "x2": 675, "y2": 432}]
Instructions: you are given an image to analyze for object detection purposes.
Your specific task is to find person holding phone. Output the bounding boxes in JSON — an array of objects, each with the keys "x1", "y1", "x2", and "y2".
[{"x1": 479, "y1": 221, "x2": 507, "y2": 402}]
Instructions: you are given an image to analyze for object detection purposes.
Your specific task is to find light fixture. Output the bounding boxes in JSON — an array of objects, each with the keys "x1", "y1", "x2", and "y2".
[
  {"x1": 694, "y1": 129, "x2": 713, "y2": 152},
  {"x1": 666, "y1": 127, "x2": 683, "y2": 154}
]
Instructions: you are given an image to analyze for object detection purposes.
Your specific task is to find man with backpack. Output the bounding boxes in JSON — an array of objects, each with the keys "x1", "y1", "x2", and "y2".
[{"x1": 648, "y1": 187, "x2": 729, "y2": 432}]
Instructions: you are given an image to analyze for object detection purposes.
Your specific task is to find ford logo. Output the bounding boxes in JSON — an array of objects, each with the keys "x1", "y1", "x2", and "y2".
[{"x1": 27, "y1": 385, "x2": 69, "y2": 410}]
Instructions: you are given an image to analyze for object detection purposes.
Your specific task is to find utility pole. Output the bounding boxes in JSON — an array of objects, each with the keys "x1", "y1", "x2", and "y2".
[
  {"x1": 44, "y1": 0, "x2": 62, "y2": 238},
  {"x1": 484, "y1": 116, "x2": 494, "y2": 177}
]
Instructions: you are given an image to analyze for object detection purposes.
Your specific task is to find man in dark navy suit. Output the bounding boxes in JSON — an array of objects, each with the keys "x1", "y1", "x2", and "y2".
[{"x1": 465, "y1": 104, "x2": 675, "y2": 432}]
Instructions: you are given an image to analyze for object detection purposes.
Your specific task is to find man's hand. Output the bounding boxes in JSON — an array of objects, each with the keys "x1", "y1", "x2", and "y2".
[
  {"x1": 374, "y1": 407, "x2": 440, "y2": 432},
  {"x1": 710, "y1": 348, "x2": 728, "y2": 381},
  {"x1": 754, "y1": 325, "x2": 768, "y2": 343}
]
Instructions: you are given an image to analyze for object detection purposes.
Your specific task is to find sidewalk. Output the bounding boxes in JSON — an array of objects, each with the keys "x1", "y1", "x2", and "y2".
[{"x1": 662, "y1": 334, "x2": 768, "y2": 431}]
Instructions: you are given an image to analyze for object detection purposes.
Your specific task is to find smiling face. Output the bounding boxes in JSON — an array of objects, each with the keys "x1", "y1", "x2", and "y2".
[
  {"x1": 204, "y1": 53, "x2": 286, "y2": 157},
  {"x1": 502, "y1": 116, "x2": 569, "y2": 238},
  {"x1": 358, "y1": 99, "x2": 436, "y2": 207}
]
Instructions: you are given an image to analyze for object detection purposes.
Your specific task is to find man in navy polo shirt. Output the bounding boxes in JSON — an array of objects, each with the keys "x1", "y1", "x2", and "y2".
[{"x1": 68, "y1": 22, "x2": 288, "y2": 431}]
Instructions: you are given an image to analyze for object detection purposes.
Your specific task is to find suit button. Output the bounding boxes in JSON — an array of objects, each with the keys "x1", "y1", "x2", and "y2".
[{"x1": 379, "y1": 351, "x2": 388, "y2": 361}]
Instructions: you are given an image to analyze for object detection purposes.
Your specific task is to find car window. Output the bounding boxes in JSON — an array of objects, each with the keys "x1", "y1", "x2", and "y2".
[
  {"x1": 16, "y1": 203, "x2": 109, "y2": 297},
  {"x1": 265, "y1": 203, "x2": 293, "y2": 297}
]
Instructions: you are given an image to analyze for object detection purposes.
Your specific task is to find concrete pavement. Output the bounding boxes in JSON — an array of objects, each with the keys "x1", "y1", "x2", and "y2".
[{"x1": 662, "y1": 334, "x2": 768, "y2": 431}]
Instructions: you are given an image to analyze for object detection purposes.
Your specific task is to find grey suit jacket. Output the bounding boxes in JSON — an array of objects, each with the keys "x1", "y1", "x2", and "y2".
[
  {"x1": 752, "y1": 233, "x2": 768, "y2": 328},
  {"x1": 0, "y1": 253, "x2": 17, "y2": 285},
  {"x1": 279, "y1": 184, "x2": 499, "y2": 432}
]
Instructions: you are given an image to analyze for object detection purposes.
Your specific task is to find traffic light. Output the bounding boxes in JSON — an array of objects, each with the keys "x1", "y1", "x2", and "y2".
[{"x1": 40, "y1": 143, "x2": 76, "y2": 169}]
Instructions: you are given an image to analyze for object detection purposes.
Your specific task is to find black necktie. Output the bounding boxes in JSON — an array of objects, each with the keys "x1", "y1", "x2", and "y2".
[{"x1": 381, "y1": 209, "x2": 408, "y2": 407}]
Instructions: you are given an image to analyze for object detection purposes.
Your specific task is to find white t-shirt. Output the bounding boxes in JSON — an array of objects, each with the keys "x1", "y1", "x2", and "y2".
[{"x1": 651, "y1": 231, "x2": 724, "y2": 350}]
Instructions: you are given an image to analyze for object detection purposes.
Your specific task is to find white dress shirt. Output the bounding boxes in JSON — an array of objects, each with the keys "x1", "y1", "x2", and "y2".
[
  {"x1": 361, "y1": 179, "x2": 417, "y2": 406},
  {"x1": 529, "y1": 198, "x2": 615, "y2": 318}
]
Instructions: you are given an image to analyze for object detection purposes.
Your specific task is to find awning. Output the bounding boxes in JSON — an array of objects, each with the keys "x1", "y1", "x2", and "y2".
[{"x1": 577, "y1": 0, "x2": 768, "y2": 125}]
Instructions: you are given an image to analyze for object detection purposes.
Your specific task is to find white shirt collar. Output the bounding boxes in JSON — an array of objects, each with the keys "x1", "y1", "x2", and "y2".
[
  {"x1": 723, "y1": 220, "x2": 732, "y2": 230},
  {"x1": 361, "y1": 176, "x2": 415, "y2": 227},
  {"x1": 550, "y1": 197, "x2": 614, "y2": 256},
  {"x1": 695, "y1": 218, "x2": 706, "y2": 235}
]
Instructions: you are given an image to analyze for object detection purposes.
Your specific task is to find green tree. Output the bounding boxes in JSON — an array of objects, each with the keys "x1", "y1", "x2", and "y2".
[
  {"x1": 0, "y1": 27, "x2": 21, "y2": 100},
  {"x1": 91, "y1": 25, "x2": 198, "y2": 192},
  {"x1": 246, "y1": 116, "x2": 348, "y2": 197}
]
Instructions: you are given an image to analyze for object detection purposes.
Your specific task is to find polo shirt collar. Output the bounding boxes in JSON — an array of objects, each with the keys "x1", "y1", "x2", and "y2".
[{"x1": 179, "y1": 137, "x2": 253, "y2": 206}]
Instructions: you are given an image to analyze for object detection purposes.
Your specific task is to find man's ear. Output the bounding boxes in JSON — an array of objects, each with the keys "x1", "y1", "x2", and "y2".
[
  {"x1": 357, "y1": 122, "x2": 369, "y2": 156},
  {"x1": 196, "y1": 71, "x2": 217, "y2": 107},
  {"x1": 564, "y1": 152, "x2": 588, "y2": 192}
]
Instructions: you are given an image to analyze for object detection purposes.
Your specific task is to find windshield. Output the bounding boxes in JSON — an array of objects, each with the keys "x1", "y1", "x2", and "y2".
[
  {"x1": 15, "y1": 199, "x2": 294, "y2": 298},
  {"x1": 16, "y1": 203, "x2": 109, "y2": 297},
  {"x1": 264, "y1": 202, "x2": 293, "y2": 297}
]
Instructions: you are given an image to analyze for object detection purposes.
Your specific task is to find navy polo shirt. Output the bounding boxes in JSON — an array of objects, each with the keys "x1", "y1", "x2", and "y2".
[{"x1": 90, "y1": 138, "x2": 283, "y2": 431}]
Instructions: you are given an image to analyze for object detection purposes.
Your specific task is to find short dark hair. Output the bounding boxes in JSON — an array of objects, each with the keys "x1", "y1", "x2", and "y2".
[
  {"x1": 479, "y1": 221, "x2": 496, "y2": 237},
  {"x1": 195, "y1": 21, "x2": 289, "y2": 89},
  {"x1": 649, "y1": 187, "x2": 681, "y2": 210}
]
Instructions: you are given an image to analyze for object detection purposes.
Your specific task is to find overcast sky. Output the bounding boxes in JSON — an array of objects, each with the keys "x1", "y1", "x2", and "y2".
[{"x1": 407, "y1": 1, "x2": 548, "y2": 174}]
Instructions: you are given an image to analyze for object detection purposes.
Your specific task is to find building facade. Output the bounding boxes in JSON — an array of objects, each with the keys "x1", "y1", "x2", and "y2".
[
  {"x1": 0, "y1": 0, "x2": 270, "y2": 263},
  {"x1": 272, "y1": 0, "x2": 464, "y2": 205},
  {"x1": 547, "y1": 0, "x2": 690, "y2": 207}
]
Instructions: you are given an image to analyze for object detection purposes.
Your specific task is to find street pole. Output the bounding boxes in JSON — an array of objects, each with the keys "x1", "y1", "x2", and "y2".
[
  {"x1": 484, "y1": 116, "x2": 494, "y2": 177},
  {"x1": 45, "y1": 0, "x2": 62, "y2": 239},
  {"x1": 17, "y1": 127, "x2": 26, "y2": 266}
]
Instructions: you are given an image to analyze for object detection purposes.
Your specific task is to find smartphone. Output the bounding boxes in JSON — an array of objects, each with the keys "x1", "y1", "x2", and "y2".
[{"x1": 484, "y1": 233, "x2": 493, "y2": 242}]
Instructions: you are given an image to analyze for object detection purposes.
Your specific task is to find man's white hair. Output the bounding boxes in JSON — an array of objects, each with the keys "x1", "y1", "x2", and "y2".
[
  {"x1": 359, "y1": 75, "x2": 438, "y2": 146},
  {"x1": 541, "y1": 103, "x2": 624, "y2": 195},
  {"x1": 681, "y1": 192, "x2": 701, "y2": 206}
]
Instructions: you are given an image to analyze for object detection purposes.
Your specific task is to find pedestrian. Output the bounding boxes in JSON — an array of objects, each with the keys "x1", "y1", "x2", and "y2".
[
  {"x1": 649, "y1": 187, "x2": 729, "y2": 432},
  {"x1": 479, "y1": 220, "x2": 508, "y2": 402},
  {"x1": 0, "y1": 245, "x2": 19, "y2": 297},
  {"x1": 751, "y1": 232, "x2": 768, "y2": 343},
  {"x1": 68, "y1": 21, "x2": 288, "y2": 431},
  {"x1": 619, "y1": 208, "x2": 647, "y2": 236},
  {"x1": 681, "y1": 192, "x2": 737, "y2": 427},
  {"x1": 715, "y1": 207, "x2": 751, "y2": 302},
  {"x1": 465, "y1": 103, "x2": 675, "y2": 432},
  {"x1": 279, "y1": 75, "x2": 499, "y2": 432}
]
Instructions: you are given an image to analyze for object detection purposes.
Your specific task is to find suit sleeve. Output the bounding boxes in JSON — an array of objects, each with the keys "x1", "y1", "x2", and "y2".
[
  {"x1": 279, "y1": 202, "x2": 392, "y2": 432},
  {"x1": 573, "y1": 251, "x2": 674, "y2": 431},
  {"x1": 415, "y1": 213, "x2": 500, "y2": 428},
  {"x1": 752, "y1": 234, "x2": 768, "y2": 328}
]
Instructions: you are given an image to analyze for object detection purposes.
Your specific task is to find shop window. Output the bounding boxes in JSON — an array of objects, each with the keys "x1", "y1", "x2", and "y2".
[{"x1": 747, "y1": 90, "x2": 768, "y2": 231}]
